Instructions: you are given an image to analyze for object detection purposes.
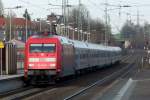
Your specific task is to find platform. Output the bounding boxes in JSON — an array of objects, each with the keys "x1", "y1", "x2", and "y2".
[
  {"x1": 0, "y1": 69, "x2": 24, "y2": 94},
  {"x1": 99, "y1": 69, "x2": 150, "y2": 100},
  {"x1": 0, "y1": 69, "x2": 23, "y2": 80}
]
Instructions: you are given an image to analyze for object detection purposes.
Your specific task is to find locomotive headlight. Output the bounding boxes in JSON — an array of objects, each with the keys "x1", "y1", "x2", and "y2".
[
  {"x1": 50, "y1": 64, "x2": 56, "y2": 68},
  {"x1": 29, "y1": 58, "x2": 40, "y2": 62},
  {"x1": 47, "y1": 58, "x2": 56, "y2": 62},
  {"x1": 29, "y1": 63, "x2": 34, "y2": 67}
]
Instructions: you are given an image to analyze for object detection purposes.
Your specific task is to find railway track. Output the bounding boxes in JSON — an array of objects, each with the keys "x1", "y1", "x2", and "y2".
[
  {"x1": 0, "y1": 54, "x2": 132, "y2": 100},
  {"x1": 63, "y1": 55, "x2": 138, "y2": 100},
  {"x1": 0, "y1": 86, "x2": 56, "y2": 100},
  {"x1": 0, "y1": 86, "x2": 33, "y2": 98}
]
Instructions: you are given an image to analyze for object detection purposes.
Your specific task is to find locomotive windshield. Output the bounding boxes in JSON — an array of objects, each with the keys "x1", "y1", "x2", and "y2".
[{"x1": 30, "y1": 43, "x2": 56, "y2": 53}]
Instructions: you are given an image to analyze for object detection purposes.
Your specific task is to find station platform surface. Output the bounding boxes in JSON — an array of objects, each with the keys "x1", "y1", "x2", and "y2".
[
  {"x1": 0, "y1": 69, "x2": 24, "y2": 93},
  {"x1": 0, "y1": 69, "x2": 23, "y2": 81},
  {"x1": 99, "y1": 69, "x2": 150, "y2": 100}
]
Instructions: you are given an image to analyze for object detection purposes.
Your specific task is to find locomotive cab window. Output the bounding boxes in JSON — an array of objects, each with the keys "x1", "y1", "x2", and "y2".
[
  {"x1": 30, "y1": 43, "x2": 56, "y2": 53},
  {"x1": 43, "y1": 44, "x2": 56, "y2": 53}
]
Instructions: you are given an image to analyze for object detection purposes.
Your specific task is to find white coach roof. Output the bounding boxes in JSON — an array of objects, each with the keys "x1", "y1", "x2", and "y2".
[{"x1": 55, "y1": 35, "x2": 121, "y2": 51}]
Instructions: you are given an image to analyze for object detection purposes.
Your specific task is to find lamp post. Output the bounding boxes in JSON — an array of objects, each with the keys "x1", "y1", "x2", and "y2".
[
  {"x1": 25, "y1": 10, "x2": 33, "y2": 42},
  {"x1": 60, "y1": 23, "x2": 65, "y2": 36},
  {"x1": 83, "y1": 32, "x2": 87, "y2": 41},
  {"x1": 80, "y1": 30, "x2": 83, "y2": 41},
  {"x1": 9, "y1": 10, "x2": 12, "y2": 41},
  {"x1": 72, "y1": 28, "x2": 75, "y2": 40},
  {"x1": 74, "y1": 28, "x2": 79, "y2": 40},
  {"x1": 87, "y1": 32, "x2": 90, "y2": 42},
  {"x1": 46, "y1": 20, "x2": 51, "y2": 33},
  {"x1": 69, "y1": 27, "x2": 74, "y2": 39},
  {"x1": 70, "y1": 28, "x2": 75, "y2": 40},
  {"x1": 40, "y1": 18, "x2": 41, "y2": 32},
  {"x1": 25, "y1": 10, "x2": 27, "y2": 41}
]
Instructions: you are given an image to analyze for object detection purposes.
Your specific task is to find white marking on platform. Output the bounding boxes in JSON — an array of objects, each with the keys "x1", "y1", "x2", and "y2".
[
  {"x1": 133, "y1": 78, "x2": 150, "y2": 82},
  {"x1": 113, "y1": 78, "x2": 133, "y2": 100}
]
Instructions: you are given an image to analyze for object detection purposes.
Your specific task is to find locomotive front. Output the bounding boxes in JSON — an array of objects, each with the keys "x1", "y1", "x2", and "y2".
[{"x1": 24, "y1": 36, "x2": 61, "y2": 84}]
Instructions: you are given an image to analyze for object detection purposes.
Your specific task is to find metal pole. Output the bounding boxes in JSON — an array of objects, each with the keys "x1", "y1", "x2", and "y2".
[
  {"x1": 0, "y1": 49, "x2": 2, "y2": 75},
  {"x1": 40, "y1": 18, "x2": 41, "y2": 32},
  {"x1": 137, "y1": 8, "x2": 140, "y2": 26},
  {"x1": 78, "y1": 0, "x2": 81, "y2": 40},
  {"x1": 83, "y1": 32, "x2": 84, "y2": 41},
  {"x1": 89, "y1": 33, "x2": 90, "y2": 42},
  {"x1": 50, "y1": 21, "x2": 52, "y2": 32},
  {"x1": 88, "y1": 34, "x2": 89, "y2": 42},
  {"x1": 81, "y1": 14, "x2": 83, "y2": 41},
  {"x1": 63, "y1": 0, "x2": 67, "y2": 37},
  {"x1": 49, "y1": 22, "x2": 51, "y2": 32},
  {"x1": 105, "y1": 0, "x2": 108, "y2": 45},
  {"x1": 87, "y1": 11, "x2": 90, "y2": 42},
  {"x1": 9, "y1": 10, "x2": 12, "y2": 41},
  {"x1": 62, "y1": 0, "x2": 64, "y2": 36},
  {"x1": 73, "y1": 29, "x2": 74, "y2": 40},
  {"x1": 67, "y1": 0, "x2": 69, "y2": 38},
  {"x1": 26, "y1": 10, "x2": 28, "y2": 42}
]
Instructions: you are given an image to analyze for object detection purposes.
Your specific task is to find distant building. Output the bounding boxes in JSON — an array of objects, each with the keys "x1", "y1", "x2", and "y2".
[
  {"x1": 47, "y1": 13, "x2": 58, "y2": 23},
  {"x1": 12, "y1": 18, "x2": 36, "y2": 41},
  {"x1": 47, "y1": 13, "x2": 59, "y2": 33},
  {"x1": 0, "y1": 17, "x2": 38, "y2": 42},
  {"x1": 0, "y1": 17, "x2": 6, "y2": 40}
]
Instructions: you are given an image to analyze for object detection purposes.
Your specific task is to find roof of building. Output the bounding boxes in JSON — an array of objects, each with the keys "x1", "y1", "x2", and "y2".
[
  {"x1": 12, "y1": 18, "x2": 33, "y2": 26},
  {"x1": 0, "y1": 17, "x2": 5, "y2": 27}
]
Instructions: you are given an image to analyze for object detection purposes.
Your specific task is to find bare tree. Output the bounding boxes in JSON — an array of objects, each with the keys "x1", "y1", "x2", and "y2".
[
  {"x1": 23, "y1": 9, "x2": 31, "y2": 21},
  {"x1": 67, "y1": 5, "x2": 110, "y2": 43},
  {"x1": 68, "y1": 5, "x2": 89, "y2": 30},
  {"x1": 121, "y1": 20, "x2": 145, "y2": 49}
]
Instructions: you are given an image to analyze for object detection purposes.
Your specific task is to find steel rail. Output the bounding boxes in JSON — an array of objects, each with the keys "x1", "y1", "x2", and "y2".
[
  {"x1": 63, "y1": 56, "x2": 136, "y2": 100},
  {"x1": 0, "y1": 54, "x2": 130, "y2": 100}
]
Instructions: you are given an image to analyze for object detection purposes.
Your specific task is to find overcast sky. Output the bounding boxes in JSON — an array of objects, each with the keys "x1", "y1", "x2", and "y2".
[{"x1": 2, "y1": 0, "x2": 150, "y2": 34}]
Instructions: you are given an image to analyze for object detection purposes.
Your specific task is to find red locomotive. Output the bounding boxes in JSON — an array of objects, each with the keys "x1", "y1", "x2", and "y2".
[{"x1": 24, "y1": 35, "x2": 121, "y2": 84}]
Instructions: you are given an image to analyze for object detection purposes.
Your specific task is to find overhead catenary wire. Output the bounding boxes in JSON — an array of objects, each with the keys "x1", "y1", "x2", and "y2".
[
  {"x1": 15, "y1": 0, "x2": 150, "y2": 39},
  {"x1": 18, "y1": 0, "x2": 48, "y2": 10}
]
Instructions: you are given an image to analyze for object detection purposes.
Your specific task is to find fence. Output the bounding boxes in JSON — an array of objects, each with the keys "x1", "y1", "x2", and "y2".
[{"x1": 0, "y1": 42, "x2": 17, "y2": 75}]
